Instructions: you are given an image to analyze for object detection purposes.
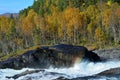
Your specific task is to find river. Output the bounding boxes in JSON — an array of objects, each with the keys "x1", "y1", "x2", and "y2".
[{"x1": 0, "y1": 60, "x2": 120, "y2": 80}]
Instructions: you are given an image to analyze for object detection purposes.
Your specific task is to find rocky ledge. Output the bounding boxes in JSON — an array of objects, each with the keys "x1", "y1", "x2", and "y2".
[
  {"x1": 94, "y1": 48, "x2": 120, "y2": 60},
  {"x1": 0, "y1": 44, "x2": 101, "y2": 69}
]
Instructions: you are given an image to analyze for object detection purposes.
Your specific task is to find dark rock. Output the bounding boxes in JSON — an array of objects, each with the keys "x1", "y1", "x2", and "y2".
[
  {"x1": 84, "y1": 51, "x2": 101, "y2": 62},
  {"x1": 6, "y1": 70, "x2": 44, "y2": 79},
  {"x1": 53, "y1": 77, "x2": 68, "y2": 80},
  {"x1": 0, "y1": 44, "x2": 101, "y2": 69},
  {"x1": 97, "y1": 67, "x2": 120, "y2": 76}
]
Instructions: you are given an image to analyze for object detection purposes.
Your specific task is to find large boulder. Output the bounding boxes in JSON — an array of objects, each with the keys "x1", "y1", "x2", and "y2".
[{"x1": 0, "y1": 44, "x2": 101, "y2": 69}]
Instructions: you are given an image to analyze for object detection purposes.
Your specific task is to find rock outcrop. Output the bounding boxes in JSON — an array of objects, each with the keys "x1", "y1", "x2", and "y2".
[
  {"x1": 97, "y1": 67, "x2": 120, "y2": 76},
  {"x1": 94, "y1": 48, "x2": 120, "y2": 60},
  {"x1": 0, "y1": 44, "x2": 101, "y2": 69}
]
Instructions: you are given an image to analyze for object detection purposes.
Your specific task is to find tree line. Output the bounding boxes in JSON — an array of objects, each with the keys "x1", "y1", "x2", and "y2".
[{"x1": 0, "y1": 0, "x2": 120, "y2": 55}]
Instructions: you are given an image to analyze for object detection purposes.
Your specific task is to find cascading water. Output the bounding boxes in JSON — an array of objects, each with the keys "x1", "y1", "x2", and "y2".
[{"x1": 0, "y1": 60, "x2": 120, "y2": 80}]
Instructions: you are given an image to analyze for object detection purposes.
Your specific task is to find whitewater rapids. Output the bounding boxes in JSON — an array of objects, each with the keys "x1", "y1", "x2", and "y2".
[{"x1": 0, "y1": 61, "x2": 120, "y2": 80}]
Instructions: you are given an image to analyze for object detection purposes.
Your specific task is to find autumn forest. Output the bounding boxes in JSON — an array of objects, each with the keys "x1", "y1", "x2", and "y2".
[{"x1": 0, "y1": 0, "x2": 120, "y2": 56}]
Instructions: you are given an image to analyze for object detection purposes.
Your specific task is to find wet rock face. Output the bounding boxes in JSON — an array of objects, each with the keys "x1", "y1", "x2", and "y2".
[
  {"x1": 0, "y1": 44, "x2": 101, "y2": 69},
  {"x1": 84, "y1": 51, "x2": 101, "y2": 62}
]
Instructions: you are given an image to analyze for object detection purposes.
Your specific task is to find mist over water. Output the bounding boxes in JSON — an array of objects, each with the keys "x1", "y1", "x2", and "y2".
[{"x1": 0, "y1": 61, "x2": 120, "y2": 80}]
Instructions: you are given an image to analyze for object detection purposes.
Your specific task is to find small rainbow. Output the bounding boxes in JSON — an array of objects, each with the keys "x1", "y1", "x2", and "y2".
[{"x1": 74, "y1": 57, "x2": 82, "y2": 64}]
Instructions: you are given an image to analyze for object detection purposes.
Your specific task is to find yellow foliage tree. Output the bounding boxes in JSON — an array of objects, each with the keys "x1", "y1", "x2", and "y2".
[
  {"x1": 64, "y1": 7, "x2": 82, "y2": 37},
  {"x1": 21, "y1": 9, "x2": 38, "y2": 36},
  {"x1": 0, "y1": 16, "x2": 13, "y2": 33},
  {"x1": 94, "y1": 27, "x2": 107, "y2": 46}
]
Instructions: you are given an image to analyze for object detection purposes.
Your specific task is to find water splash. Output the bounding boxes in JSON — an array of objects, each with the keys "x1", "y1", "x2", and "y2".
[
  {"x1": 0, "y1": 68, "x2": 35, "y2": 80},
  {"x1": 46, "y1": 60, "x2": 120, "y2": 79}
]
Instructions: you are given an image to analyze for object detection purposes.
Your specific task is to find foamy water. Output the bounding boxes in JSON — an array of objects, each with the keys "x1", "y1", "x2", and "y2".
[{"x1": 0, "y1": 61, "x2": 120, "y2": 80}]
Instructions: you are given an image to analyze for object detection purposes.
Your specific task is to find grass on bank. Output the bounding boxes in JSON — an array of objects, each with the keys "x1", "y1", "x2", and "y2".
[{"x1": 0, "y1": 45, "x2": 41, "y2": 61}]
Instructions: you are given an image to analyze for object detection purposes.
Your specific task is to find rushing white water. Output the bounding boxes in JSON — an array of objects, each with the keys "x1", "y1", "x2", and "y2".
[{"x1": 0, "y1": 61, "x2": 120, "y2": 80}]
